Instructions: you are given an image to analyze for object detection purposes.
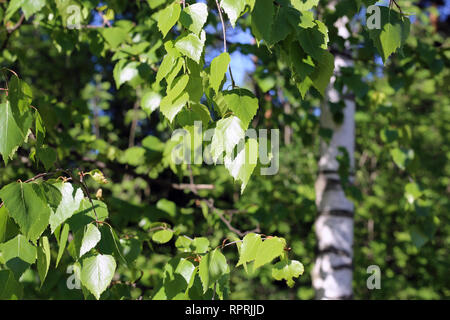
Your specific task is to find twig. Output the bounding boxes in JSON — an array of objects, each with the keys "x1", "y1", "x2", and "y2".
[
  {"x1": 128, "y1": 100, "x2": 141, "y2": 148},
  {"x1": 74, "y1": 168, "x2": 100, "y2": 223},
  {"x1": 0, "y1": 169, "x2": 69, "y2": 209},
  {"x1": 98, "y1": 10, "x2": 112, "y2": 27},
  {"x1": 148, "y1": 225, "x2": 173, "y2": 232},
  {"x1": 390, "y1": 0, "x2": 403, "y2": 16},
  {"x1": 172, "y1": 183, "x2": 215, "y2": 191},
  {"x1": 7, "y1": 14, "x2": 25, "y2": 33},
  {"x1": 186, "y1": 172, "x2": 257, "y2": 236},
  {"x1": 1, "y1": 14, "x2": 25, "y2": 51},
  {"x1": 215, "y1": 0, "x2": 236, "y2": 88},
  {"x1": 200, "y1": 198, "x2": 260, "y2": 237},
  {"x1": 212, "y1": 282, "x2": 217, "y2": 300}
]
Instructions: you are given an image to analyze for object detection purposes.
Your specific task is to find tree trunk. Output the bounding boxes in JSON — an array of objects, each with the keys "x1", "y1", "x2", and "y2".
[{"x1": 312, "y1": 52, "x2": 355, "y2": 299}]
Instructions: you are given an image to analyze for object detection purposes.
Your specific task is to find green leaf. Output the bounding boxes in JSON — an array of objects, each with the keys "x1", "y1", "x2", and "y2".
[
  {"x1": 157, "y1": 257, "x2": 196, "y2": 299},
  {"x1": 210, "y1": 52, "x2": 231, "y2": 94},
  {"x1": 40, "y1": 182, "x2": 62, "y2": 212},
  {"x1": 56, "y1": 223, "x2": 69, "y2": 267},
  {"x1": 221, "y1": 0, "x2": 246, "y2": 28},
  {"x1": 380, "y1": 128, "x2": 399, "y2": 143},
  {"x1": 152, "y1": 229, "x2": 174, "y2": 244},
  {"x1": 0, "y1": 101, "x2": 31, "y2": 165},
  {"x1": 80, "y1": 224, "x2": 101, "y2": 257},
  {"x1": 179, "y1": 3, "x2": 208, "y2": 35},
  {"x1": 224, "y1": 138, "x2": 258, "y2": 193},
  {"x1": 161, "y1": 92, "x2": 189, "y2": 123},
  {"x1": 185, "y1": 75, "x2": 203, "y2": 103},
  {"x1": 309, "y1": 51, "x2": 335, "y2": 96},
  {"x1": 291, "y1": 0, "x2": 319, "y2": 11},
  {"x1": 175, "y1": 236, "x2": 210, "y2": 253},
  {"x1": 157, "y1": 199, "x2": 177, "y2": 217},
  {"x1": 272, "y1": 260, "x2": 304, "y2": 287},
  {"x1": 390, "y1": 147, "x2": 414, "y2": 170},
  {"x1": 0, "y1": 206, "x2": 8, "y2": 243},
  {"x1": 0, "y1": 270, "x2": 23, "y2": 299},
  {"x1": 80, "y1": 254, "x2": 116, "y2": 300},
  {"x1": 222, "y1": 88, "x2": 259, "y2": 129},
  {"x1": 4, "y1": 0, "x2": 22, "y2": 21},
  {"x1": 156, "y1": 45, "x2": 181, "y2": 85},
  {"x1": 199, "y1": 249, "x2": 228, "y2": 293},
  {"x1": 289, "y1": 42, "x2": 315, "y2": 82},
  {"x1": 118, "y1": 238, "x2": 142, "y2": 264},
  {"x1": 269, "y1": 6, "x2": 293, "y2": 45},
  {"x1": 99, "y1": 27, "x2": 129, "y2": 49},
  {"x1": 37, "y1": 236, "x2": 51, "y2": 286},
  {"x1": 141, "y1": 90, "x2": 161, "y2": 116},
  {"x1": 5, "y1": 0, "x2": 45, "y2": 21},
  {"x1": 148, "y1": 0, "x2": 165, "y2": 9},
  {"x1": 410, "y1": 226, "x2": 428, "y2": 249},
  {"x1": 88, "y1": 169, "x2": 108, "y2": 185},
  {"x1": 250, "y1": 0, "x2": 274, "y2": 43},
  {"x1": 157, "y1": 3, "x2": 181, "y2": 38},
  {"x1": 113, "y1": 60, "x2": 147, "y2": 89},
  {"x1": 296, "y1": 26, "x2": 328, "y2": 61},
  {"x1": 0, "y1": 182, "x2": 51, "y2": 242},
  {"x1": 254, "y1": 237, "x2": 286, "y2": 269},
  {"x1": 175, "y1": 31, "x2": 205, "y2": 63},
  {"x1": 193, "y1": 237, "x2": 210, "y2": 254},
  {"x1": 176, "y1": 103, "x2": 212, "y2": 127},
  {"x1": 166, "y1": 58, "x2": 185, "y2": 88},
  {"x1": 368, "y1": 7, "x2": 410, "y2": 63},
  {"x1": 167, "y1": 74, "x2": 190, "y2": 100},
  {"x1": 67, "y1": 199, "x2": 109, "y2": 232},
  {"x1": 36, "y1": 145, "x2": 57, "y2": 171},
  {"x1": 49, "y1": 182, "x2": 83, "y2": 233},
  {"x1": 21, "y1": 0, "x2": 46, "y2": 19},
  {"x1": 405, "y1": 182, "x2": 422, "y2": 204},
  {"x1": 34, "y1": 109, "x2": 45, "y2": 145},
  {"x1": 237, "y1": 233, "x2": 262, "y2": 268},
  {"x1": 160, "y1": 75, "x2": 190, "y2": 122},
  {"x1": 211, "y1": 116, "x2": 245, "y2": 163},
  {"x1": 0, "y1": 234, "x2": 37, "y2": 279},
  {"x1": 156, "y1": 56, "x2": 177, "y2": 85},
  {"x1": 9, "y1": 75, "x2": 33, "y2": 114}
]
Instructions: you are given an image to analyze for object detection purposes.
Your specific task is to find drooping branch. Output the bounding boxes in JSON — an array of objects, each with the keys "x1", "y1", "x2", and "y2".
[{"x1": 215, "y1": 0, "x2": 236, "y2": 88}]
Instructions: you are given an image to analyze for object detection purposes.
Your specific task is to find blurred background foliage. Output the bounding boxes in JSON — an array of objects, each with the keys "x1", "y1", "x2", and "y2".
[{"x1": 0, "y1": 0, "x2": 448, "y2": 299}]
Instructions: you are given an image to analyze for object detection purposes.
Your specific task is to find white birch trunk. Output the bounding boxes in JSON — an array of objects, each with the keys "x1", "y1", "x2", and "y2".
[{"x1": 312, "y1": 47, "x2": 355, "y2": 299}]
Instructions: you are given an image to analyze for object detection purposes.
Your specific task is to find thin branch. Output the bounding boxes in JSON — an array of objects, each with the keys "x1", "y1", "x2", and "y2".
[
  {"x1": 98, "y1": 10, "x2": 112, "y2": 27},
  {"x1": 212, "y1": 282, "x2": 217, "y2": 300},
  {"x1": 215, "y1": 0, "x2": 236, "y2": 88},
  {"x1": 172, "y1": 183, "x2": 215, "y2": 191},
  {"x1": 72, "y1": 168, "x2": 100, "y2": 223},
  {"x1": 0, "y1": 169, "x2": 69, "y2": 209},
  {"x1": 390, "y1": 0, "x2": 403, "y2": 16},
  {"x1": 148, "y1": 225, "x2": 173, "y2": 233},
  {"x1": 1, "y1": 14, "x2": 25, "y2": 51},
  {"x1": 7, "y1": 14, "x2": 25, "y2": 33},
  {"x1": 200, "y1": 198, "x2": 260, "y2": 237},
  {"x1": 128, "y1": 99, "x2": 140, "y2": 148}
]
